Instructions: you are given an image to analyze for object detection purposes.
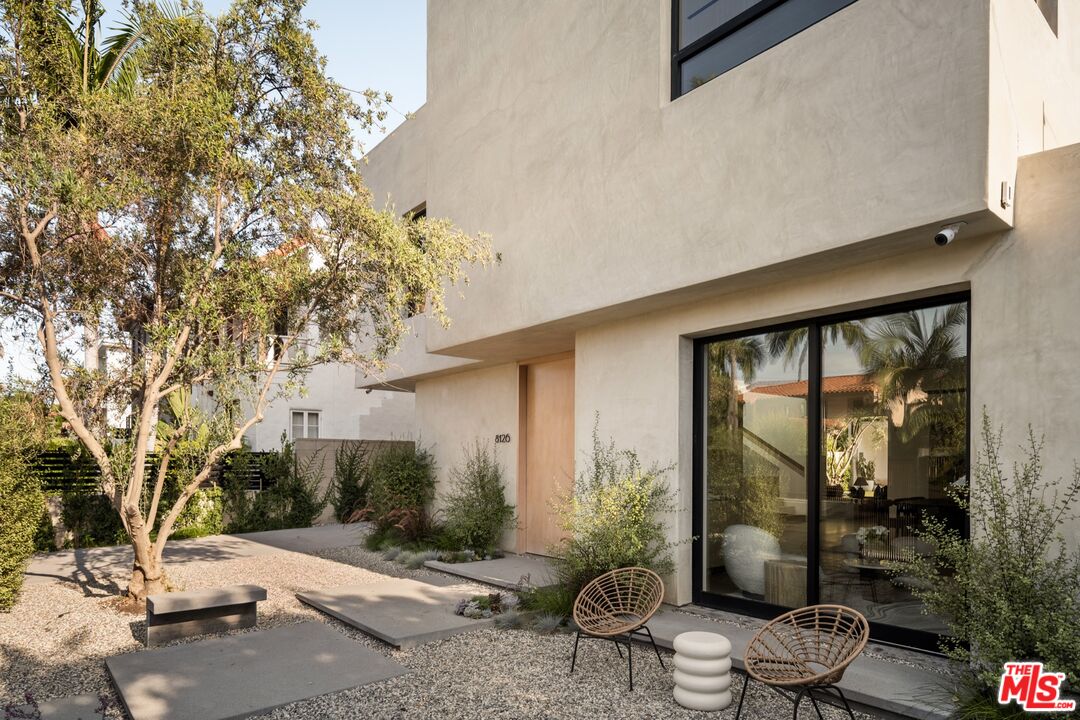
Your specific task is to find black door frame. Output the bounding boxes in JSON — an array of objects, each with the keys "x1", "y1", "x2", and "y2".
[{"x1": 691, "y1": 290, "x2": 971, "y2": 652}]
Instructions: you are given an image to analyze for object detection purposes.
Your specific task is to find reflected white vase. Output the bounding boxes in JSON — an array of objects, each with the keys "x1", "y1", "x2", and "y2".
[{"x1": 722, "y1": 524, "x2": 781, "y2": 596}]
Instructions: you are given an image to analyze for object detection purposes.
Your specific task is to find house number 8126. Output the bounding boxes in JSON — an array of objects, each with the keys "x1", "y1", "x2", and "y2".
[{"x1": 494, "y1": 433, "x2": 511, "y2": 444}]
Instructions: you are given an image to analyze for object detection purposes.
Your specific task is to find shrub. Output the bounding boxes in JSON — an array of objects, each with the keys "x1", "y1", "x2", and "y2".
[
  {"x1": 169, "y1": 487, "x2": 223, "y2": 540},
  {"x1": 550, "y1": 419, "x2": 679, "y2": 601},
  {"x1": 517, "y1": 584, "x2": 577, "y2": 618},
  {"x1": 61, "y1": 493, "x2": 126, "y2": 549},
  {"x1": 441, "y1": 442, "x2": 515, "y2": 554},
  {"x1": 0, "y1": 464, "x2": 44, "y2": 612},
  {"x1": 329, "y1": 442, "x2": 371, "y2": 523},
  {"x1": 532, "y1": 613, "x2": 566, "y2": 634},
  {"x1": 402, "y1": 549, "x2": 439, "y2": 569},
  {"x1": 224, "y1": 442, "x2": 326, "y2": 533},
  {"x1": 0, "y1": 390, "x2": 49, "y2": 611},
  {"x1": 363, "y1": 442, "x2": 436, "y2": 542},
  {"x1": 893, "y1": 414, "x2": 1080, "y2": 707}
]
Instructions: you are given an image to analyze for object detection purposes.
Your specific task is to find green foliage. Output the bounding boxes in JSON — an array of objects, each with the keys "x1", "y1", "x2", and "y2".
[
  {"x1": 0, "y1": 0, "x2": 490, "y2": 595},
  {"x1": 441, "y1": 442, "x2": 515, "y2": 554},
  {"x1": 550, "y1": 419, "x2": 679, "y2": 598},
  {"x1": 0, "y1": 392, "x2": 47, "y2": 610},
  {"x1": 364, "y1": 443, "x2": 436, "y2": 542},
  {"x1": 33, "y1": 506, "x2": 56, "y2": 552},
  {"x1": 60, "y1": 492, "x2": 126, "y2": 548},
  {"x1": 169, "y1": 486, "x2": 223, "y2": 540},
  {"x1": 707, "y1": 430, "x2": 782, "y2": 540},
  {"x1": 893, "y1": 413, "x2": 1080, "y2": 701},
  {"x1": 328, "y1": 442, "x2": 370, "y2": 522},
  {"x1": 517, "y1": 584, "x2": 577, "y2": 619},
  {"x1": 223, "y1": 442, "x2": 326, "y2": 533}
]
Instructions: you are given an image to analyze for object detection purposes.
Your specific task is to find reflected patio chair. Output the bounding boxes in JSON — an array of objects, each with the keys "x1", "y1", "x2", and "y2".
[
  {"x1": 569, "y1": 567, "x2": 666, "y2": 690},
  {"x1": 736, "y1": 604, "x2": 869, "y2": 720}
]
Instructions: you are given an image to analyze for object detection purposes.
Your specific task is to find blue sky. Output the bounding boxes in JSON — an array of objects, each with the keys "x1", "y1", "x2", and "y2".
[{"x1": 3, "y1": 1, "x2": 426, "y2": 381}]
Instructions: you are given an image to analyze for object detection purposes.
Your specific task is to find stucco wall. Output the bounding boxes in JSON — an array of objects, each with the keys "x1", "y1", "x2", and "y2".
[
  {"x1": 362, "y1": 0, "x2": 1000, "y2": 358},
  {"x1": 244, "y1": 362, "x2": 415, "y2": 452},
  {"x1": 574, "y1": 144, "x2": 1080, "y2": 605},
  {"x1": 414, "y1": 363, "x2": 521, "y2": 546}
]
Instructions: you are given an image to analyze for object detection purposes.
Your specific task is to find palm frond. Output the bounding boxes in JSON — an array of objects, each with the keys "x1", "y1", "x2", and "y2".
[{"x1": 94, "y1": 10, "x2": 145, "y2": 92}]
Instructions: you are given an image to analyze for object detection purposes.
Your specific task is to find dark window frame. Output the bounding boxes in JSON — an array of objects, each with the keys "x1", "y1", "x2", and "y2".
[
  {"x1": 671, "y1": 0, "x2": 858, "y2": 99},
  {"x1": 691, "y1": 291, "x2": 972, "y2": 652}
]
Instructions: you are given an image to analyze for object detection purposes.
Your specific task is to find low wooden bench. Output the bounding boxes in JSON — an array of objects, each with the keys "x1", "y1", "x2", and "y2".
[{"x1": 146, "y1": 584, "x2": 267, "y2": 646}]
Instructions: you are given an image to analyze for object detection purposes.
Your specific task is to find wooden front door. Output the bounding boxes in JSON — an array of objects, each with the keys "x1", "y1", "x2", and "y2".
[{"x1": 523, "y1": 356, "x2": 575, "y2": 556}]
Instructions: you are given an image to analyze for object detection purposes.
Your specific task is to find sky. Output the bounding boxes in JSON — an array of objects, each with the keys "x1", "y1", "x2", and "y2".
[{"x1": 3, "y1": 1, "x2": 426, "y2": 381}]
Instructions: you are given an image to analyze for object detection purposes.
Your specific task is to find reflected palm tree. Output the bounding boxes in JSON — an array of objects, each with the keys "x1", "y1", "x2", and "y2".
[
  {"x1": 859, "y1": 303, "x2": 967, "y2": 443},
  {"x1": 766, "y1": 322, "x2": 868, "y2": 379},
  {"x1": 708, "y1": 337, "x2": 765, "y2": 430}
]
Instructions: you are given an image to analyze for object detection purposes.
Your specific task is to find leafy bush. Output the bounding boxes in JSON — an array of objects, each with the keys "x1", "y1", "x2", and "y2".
[
  {"x1": 0, "y1": 390, "x2": 49, "y2": 610},
  {"x1": 363, "y1": 442, "x2": 436, "y2": 542},
  {"x1": 550, "y1": 420, "x2": 678, "y2": 602},
  {"x1": 441, "y1": 442, "x2": 515, "y2": 554},
  {"x1": 329, "y1": 442, "x2": 371, "y2": 522},
  {"x1": 169, "y1": 487, "x2": 223, "y2": 540},
  {"x1": 0, "y1": 458, "x2": 43, "y2": 612},
  {"x1": 894, "y1": 414, "x2": 1080, "y2": 706},
  {"x1": 61, "y1": 493, "x2": 126, "y2": 549},
  {"x1": 224, "y1": 442, "x2": 326, "y2": 533}
]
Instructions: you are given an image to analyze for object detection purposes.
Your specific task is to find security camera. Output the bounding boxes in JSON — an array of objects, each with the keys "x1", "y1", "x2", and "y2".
[{"x1": 934, "y1": 222, "x2": 965, "y2": 247}]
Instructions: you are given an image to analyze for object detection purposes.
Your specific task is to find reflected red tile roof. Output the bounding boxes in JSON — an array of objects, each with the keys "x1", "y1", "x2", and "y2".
[{"x1": 746, "y1": 373, "x2": 876, "y2": 399}]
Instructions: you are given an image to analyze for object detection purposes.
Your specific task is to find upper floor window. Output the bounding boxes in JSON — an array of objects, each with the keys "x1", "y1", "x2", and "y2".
[
  {"x1": 291, "y1": 410, "x2": 320, "y2": 440},
  {"x1": 672, "y1": 0, "x2": 857, "y2": 99}
]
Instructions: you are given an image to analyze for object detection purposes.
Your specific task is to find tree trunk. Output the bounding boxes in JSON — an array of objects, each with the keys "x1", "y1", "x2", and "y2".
[{"x1": 127, "y1": 531, "x2": 169, "y2": 603}]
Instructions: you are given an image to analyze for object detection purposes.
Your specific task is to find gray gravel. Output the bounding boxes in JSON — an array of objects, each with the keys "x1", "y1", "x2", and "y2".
[{"x1": 2, "y1": 536, "x2": 879, "y2": 719}]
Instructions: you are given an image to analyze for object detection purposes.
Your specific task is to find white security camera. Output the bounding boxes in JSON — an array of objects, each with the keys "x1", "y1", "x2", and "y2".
[{"x1": 934, "y1": 222, "x2": 965, "y2": 247}]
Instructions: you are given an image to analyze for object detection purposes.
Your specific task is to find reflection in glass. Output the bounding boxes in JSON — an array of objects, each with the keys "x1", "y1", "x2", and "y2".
[
  {"x1": 703, "y1": 333, "x2": 808, "y2": 606},
  {"x1": 816, "y1": 303, "x2": 968, "y2": 634}
]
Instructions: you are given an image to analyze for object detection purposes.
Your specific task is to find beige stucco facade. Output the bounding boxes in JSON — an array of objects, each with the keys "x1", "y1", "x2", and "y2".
[{"x1": 359, "y1": 0, "x2": 1080, "y2": 608}]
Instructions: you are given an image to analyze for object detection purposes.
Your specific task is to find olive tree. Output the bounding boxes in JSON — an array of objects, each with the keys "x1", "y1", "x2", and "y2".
[{"x1": 0, "y1": 0, "x2": 489, "y2": 601}]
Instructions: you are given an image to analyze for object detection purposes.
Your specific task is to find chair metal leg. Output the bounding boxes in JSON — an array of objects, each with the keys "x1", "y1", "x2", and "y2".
[
  {"x1": 641, "y1": 625, "x2": 666, "y2": 669},
  {"x1": 792, "y1": 688, "x2": 807, "y2": 720},
  {"x1": 570, "y1": 630, "x2": 581, "y2": 674},
  {"x1": 832, "y1": 686, "x2": 857, "y2": 720},
  {"x1": 627, "y1": 633, "x2": 634, "y2": 691},
  {"x1": 806, "y1": 688, "x2": 825, "y2": 720},
  {"x1": 735, "y1": 673, "x2": 751, "y2": 720},
  {"x1": 613, "y1": 639, "x2": 624, "y2": 658}
]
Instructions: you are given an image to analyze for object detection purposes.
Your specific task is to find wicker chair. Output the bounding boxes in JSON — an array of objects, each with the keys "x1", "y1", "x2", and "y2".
[
  {"x1": 569, "y1": 567, "x2": 666, "y2": 690},
  {"x1": 735, "y1": 605, "x2": 869, "y2": 720}
]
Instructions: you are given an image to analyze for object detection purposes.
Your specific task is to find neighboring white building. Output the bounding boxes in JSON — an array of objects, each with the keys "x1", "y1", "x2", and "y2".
[
  {"x1": 240, "y1": 360, "x2": 414, "y2": 453},
  {"x1": 357, "y1": 0, "x2": 1080, "y2": 652}
]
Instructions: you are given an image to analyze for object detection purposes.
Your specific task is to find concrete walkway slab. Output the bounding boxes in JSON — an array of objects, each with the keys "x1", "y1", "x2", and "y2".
[
  {"x1": 105, "y1": 621, "x2": 406, "y2": 720},
  {"x1": 24, "y1": 524, "x2": 364, "y2": 590},
  {"x1": 424, "y1": 553, "x2": 554, "y2": 590},
  {"x1": 644, "y1": 607, "x2": 952, "y2": 720},
  {"x1": 8, "y1": 694, "x2": 106, "y2": 720},
  {"x1": 297, "y1": 578, "x2": 494, "y2": 648}
]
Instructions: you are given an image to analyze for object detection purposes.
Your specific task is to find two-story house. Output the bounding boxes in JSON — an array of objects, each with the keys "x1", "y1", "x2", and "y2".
[{"x1": 357, "y1": 0, "x2": 1080, "y2": 650}]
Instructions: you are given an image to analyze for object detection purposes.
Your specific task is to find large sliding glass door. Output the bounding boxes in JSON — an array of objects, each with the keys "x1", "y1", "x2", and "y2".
[{"x1": 694, "y1": 294, "x2": 969, "y2": 648}]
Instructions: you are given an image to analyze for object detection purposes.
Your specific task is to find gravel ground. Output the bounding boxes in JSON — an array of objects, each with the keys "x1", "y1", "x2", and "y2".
[{"x1": 2, "y1": 538, "x2": 879, "y2": 720}]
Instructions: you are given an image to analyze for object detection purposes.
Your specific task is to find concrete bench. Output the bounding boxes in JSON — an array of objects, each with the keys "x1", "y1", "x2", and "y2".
[{"x1": 146, "y1": 584, "x2": 267, "y2": 646}]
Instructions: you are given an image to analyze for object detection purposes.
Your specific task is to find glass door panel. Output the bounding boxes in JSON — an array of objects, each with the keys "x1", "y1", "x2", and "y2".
[
  {"x1": 703, "y1": 333, "x2": 808, "y2": 606},
  {"x1": 818, "y1": 302, "x2": 968, "y2": 635}
]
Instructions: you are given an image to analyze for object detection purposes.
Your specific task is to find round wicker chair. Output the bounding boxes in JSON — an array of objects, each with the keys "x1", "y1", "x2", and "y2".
[
  {"x1": 735, "y1": 605, "x2": 869, "y2": 720},
  {"x1": 569, "y1": 567, "x2": 666, "y2": 690}
]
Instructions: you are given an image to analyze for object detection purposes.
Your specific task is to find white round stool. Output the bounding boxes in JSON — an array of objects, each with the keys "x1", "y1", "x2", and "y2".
[{"x1": 672, "y1": 631, "x2": 732, "y2": 711}]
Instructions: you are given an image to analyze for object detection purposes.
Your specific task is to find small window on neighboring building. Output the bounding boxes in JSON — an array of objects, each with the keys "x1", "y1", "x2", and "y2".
[
  {"x1": 672, "y1": 0, "x2": 858, "y2": 99},
  {"x1": 291, "y1": 410, "x2": 320, "y2": 439},
  {"x1": 1036, "y1": 0, "x2": 1058, "y2": 35}
]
